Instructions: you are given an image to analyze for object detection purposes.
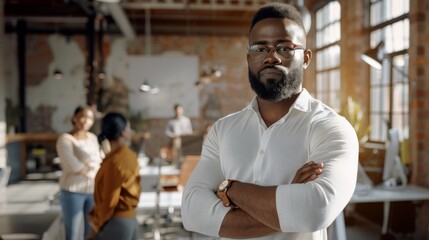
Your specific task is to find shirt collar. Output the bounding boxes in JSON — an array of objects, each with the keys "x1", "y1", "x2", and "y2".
[
  {"x1": 292, "y1": 89, "x2": 312, "y2": 112},
  {"x1": 246, "y1": 88, "x2": 312, "y2": 113}
]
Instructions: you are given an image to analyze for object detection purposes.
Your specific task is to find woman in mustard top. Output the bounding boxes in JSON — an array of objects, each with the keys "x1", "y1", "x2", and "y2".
[{"x1": 88, "y1": 112, "x2": 141, "y2": 240}]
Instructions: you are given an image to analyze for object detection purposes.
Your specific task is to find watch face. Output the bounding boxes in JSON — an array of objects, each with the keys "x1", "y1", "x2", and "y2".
[{"x1": 219, "y1": 180, "x2": 229, "y2": 191}]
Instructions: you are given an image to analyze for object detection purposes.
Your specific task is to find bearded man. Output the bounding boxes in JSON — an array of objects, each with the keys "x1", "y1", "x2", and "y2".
[{"x1": 181, "y1": 3, "x2": 358, "y2": 240}]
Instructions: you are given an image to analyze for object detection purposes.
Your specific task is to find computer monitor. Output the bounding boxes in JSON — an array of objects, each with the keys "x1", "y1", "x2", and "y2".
[{"x1": 381, "y1": 129, "x2": 407, "y2": 190}]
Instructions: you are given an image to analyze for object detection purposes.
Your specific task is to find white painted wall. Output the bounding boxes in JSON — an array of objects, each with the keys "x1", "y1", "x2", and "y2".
[
  {"x1": 105, "y1": 39, "x2": 199, "y2": 118},
  {"x1": 128, "y1": 51, "x2": 199, "y2": 118}
]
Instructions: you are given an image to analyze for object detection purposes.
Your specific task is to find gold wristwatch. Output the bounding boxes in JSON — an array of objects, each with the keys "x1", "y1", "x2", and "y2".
[{"x1": 217, "y1": 179, "x2": 236, "y2": 207}]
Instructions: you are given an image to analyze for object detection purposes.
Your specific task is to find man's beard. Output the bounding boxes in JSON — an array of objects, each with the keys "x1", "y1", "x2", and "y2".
[{"x1": 248, "y1": 66, "x2": 303, "y2": 102}]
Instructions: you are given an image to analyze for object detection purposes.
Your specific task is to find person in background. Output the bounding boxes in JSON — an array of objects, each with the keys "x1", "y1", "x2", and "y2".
[
  {"x1": 165, "y1": 103, "x2": 193, "y2": 161},
  {"x1": 181, "y1": 2, "x2": 358, "y2": 240},
  {"x1": 56, "y1": 106, "x2": 101, "y2": 240},
  {"x1": 88, "y1": 112, "x2": 141, "y2": 240}
]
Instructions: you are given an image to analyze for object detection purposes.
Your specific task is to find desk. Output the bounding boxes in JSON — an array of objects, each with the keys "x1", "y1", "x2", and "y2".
[
  {"x1": 335, "y1": 185, "x2": 429, "y2": 240},
  {"x1": 140, "y1": 165, "x2": 180, "y2": 191},
  {"x1": 138, "y1": 191, "x2": 182, "y2": 211},
  {"x1": 139, "y1": 165, "x2": 180, "y2": 176},
  {"x1": 6, "y1": 133, "x2": 59, "y2": 182}
]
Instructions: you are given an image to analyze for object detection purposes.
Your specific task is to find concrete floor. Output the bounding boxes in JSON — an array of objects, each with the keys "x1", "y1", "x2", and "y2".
[{"x1": 0, "y1": 181, "x2": 381, "y2": 240}]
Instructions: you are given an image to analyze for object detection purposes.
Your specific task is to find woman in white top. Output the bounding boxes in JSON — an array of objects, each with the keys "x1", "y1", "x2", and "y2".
[{"x1": 56, "y1": 106, "x2": 101, "y2": 240}]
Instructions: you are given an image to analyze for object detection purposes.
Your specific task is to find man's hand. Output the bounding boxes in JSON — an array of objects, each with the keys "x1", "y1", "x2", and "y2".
[{"x1": 292, "y1": 161, "x2": 324, "y2": 184}]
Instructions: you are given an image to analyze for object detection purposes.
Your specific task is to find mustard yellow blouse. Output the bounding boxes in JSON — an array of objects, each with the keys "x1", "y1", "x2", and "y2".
[{"x1": 89, "y1": 145, "x2": 141, "y2": 231}]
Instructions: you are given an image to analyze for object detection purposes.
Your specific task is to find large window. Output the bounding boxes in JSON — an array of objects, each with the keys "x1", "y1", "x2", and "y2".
[
  {"x1": 368, "y1": 0, "x2": 409, "y2": 141},
  {"x1": 315, "y1": 1, "x2": 341, "y2": 111}
]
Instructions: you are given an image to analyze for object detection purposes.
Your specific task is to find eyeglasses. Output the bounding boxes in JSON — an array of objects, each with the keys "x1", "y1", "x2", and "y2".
[{"x1": 248, "y1": 42, "x2": 305, "y2": 62}]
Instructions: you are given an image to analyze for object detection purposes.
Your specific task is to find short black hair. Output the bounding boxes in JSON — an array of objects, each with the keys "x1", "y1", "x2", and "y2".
[
  {"x1": 73, "y1": 106, "x2": 84, "y2": 116},
  {"x1": 250, "y1": 2, "x2": 305, "y2": 33},
  {"x1": 99, "y1": 112, "x2": 128, "y2": 142}
]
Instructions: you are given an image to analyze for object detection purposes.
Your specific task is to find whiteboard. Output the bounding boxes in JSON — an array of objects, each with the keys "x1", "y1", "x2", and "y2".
[{"x1": 128, "y1": 52, "x2": 199, "y2": 118}]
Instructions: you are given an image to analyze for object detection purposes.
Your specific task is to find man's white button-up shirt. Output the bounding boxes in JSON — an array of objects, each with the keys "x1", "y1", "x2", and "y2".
[{"x1": 181, "y1": 89, "x2": 359, "y2": 240}]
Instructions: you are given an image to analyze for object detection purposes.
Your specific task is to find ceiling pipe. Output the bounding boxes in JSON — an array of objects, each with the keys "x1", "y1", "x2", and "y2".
[{"x1": 104, "y1": 2, "x2": 136, "y2": 41}]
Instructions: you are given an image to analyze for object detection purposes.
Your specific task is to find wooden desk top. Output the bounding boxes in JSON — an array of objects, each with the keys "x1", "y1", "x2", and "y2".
[{"x1": 6, "y1": 133, "x2": 59, "y2": 143}]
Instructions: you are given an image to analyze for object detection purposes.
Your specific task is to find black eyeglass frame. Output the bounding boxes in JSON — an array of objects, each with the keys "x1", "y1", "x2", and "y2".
[{"x1": 247, "y1": 42, "x2": 306, "y2": 62}]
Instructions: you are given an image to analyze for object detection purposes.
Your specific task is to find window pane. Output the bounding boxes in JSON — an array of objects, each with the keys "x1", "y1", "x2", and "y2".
[
  {"x1": 316, "y1": 1, "x2": 341, "y2": 111},
  {"x1": 370, "y1": 113, "x2": 383, "y2": 140},
  {"x1": 393, "y1": 54, "x2": 409, "y2": 83},
  {"x1": 331, "y1": 45, "x2": 340, "y2": 67},
  {"x1": 331, "y1": 1, "x2": 341, "y2": 20},
  {"x1": 371, "y1": 112, "x2": 390, "y2": 141},
  {"x1": 330, "y1": 91, "x2": 341, "y2": 111},
  {"x1": 370, "y1": 29, "x2": 383, "y2": 48},
  {"x1": 402, "y1": 114, "x2": 409, "y2": 139},
  {"x1": 371, "y1": 87, "x2": 382, "y2": 112},
  {"x1": 380, "y1": 86, "x2": 390, "y2": 112},
  {"x1": 391, "y1": 113, "x2": 404, "y2": 136},
  {"x1": 330, "y1": 70, "x2": 340, "y2": 91},
  {"x1": 371, "y1": 0, "x2": 409, "y2": 26},
  {"x1": 380, "y1": 113, "x2": 389, "y2": 139},
  {"x1": 371, "y1": 86, "x2": 389, "y2": 113},
  {"x1": 316, "y1": 51, "x2": 323, "y2": 71},
  {"x1": 316, "y1": 1, "x2": 341, "y2": 46},
  {"x1": 317, "y1": 73, "x2": 326, "y2": 92},
  {"x1": 370, "y1": 68, "x2": 383, "y2": 85},
  {"x1": 392, "y1": 83, "x2": 405, "y2": 112},
  {"x1": 371, "y1": 1, "x2": 382, "y2": 26}
]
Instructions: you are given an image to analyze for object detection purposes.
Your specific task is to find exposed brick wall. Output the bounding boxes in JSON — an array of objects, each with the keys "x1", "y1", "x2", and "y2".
[
  {"x1": 339, "y1": 0, "x2": 369, "y2": 106},
  {"x1": 410, "y1": 0, "x2": 429, "y2": 238},
  {"x1": 25, "y1": 35, "x2": 86, "y2": 87},
  {"x1": 26, "y1": 35, "x2": 52, "y2": 86},
  {"x1": 26, "y1": 105, "x2": 56, "y2": 133}
]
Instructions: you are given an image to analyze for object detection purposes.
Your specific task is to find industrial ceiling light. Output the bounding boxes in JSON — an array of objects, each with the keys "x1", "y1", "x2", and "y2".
[
  {"x1": 361, "y1": 41, "x2": 385, "y2": 70},
  {"x1": 139, "y1": 80, "x2": 159, "y2": 94},
  {"x1": 53, "y1": 69, "x2": 63, "y2": 80},
  {"x1": 97, "y1": 70, "x2": 106, "y2": 80},
  {"x1": 140, "y1": 81, "x2": 151, "y2": 92}
]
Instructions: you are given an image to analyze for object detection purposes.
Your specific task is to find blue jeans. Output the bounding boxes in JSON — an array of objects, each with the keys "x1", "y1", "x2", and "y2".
[
  {"x1": 95, "y1": 217, "x2": 139, "y2": 240},
  {"x1": 60, "y1": 190, "x2": 94, "y2": 240}
]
